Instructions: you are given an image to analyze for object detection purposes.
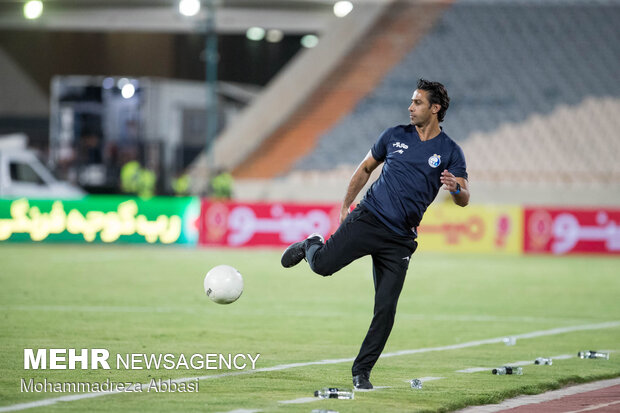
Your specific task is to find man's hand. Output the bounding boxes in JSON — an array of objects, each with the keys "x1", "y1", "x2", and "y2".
[
  {"x1": 440, "y1": 169, "x2": 469, "y2": 207},
  {"x1": 440, "y1": 170, "x2": 459, "y2": 192}
]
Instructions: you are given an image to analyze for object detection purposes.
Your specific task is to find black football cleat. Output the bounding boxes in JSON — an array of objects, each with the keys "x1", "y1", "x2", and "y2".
[
  {"x1": 353, "y1": 374, "x2": 373, "y2": 390},
  {"x1": 281, "y1": 240, "x2": 306, "y2": 268},
  {"x1": 280, "y1": 233, "x2": 324, "y2": 268}
]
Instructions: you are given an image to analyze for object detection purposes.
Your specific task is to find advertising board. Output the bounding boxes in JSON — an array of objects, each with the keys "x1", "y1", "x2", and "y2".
[{"x1": 0, "y1": 197, "x2": 199, "y2": 245}]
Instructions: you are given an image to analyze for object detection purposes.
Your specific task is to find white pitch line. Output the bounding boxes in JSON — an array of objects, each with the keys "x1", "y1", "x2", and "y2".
[
  {"x1": 456, "y1": 354, "x2": 574, "y2": 373},
  {"x1": 376, "y1": 321, "x2": 620, "y2": 360},
  {"x1": 419, "y1": 376, "x2": 445, "y2": 382},
  {"x1": 1, "y1": 321, "x2": 618, "y2": 413},
  {"x1": 403, "y1": 377, "x2": 445, "y2": 383},
  {"x1": 354, "y1": 385, "x2": 391, "y2": 392},
  {"x1": 457, "y1": 367, "x2": 496, "y2": 374},
  {"x1": 278, "y1": 397, "x2": 319, "y2": 405}
]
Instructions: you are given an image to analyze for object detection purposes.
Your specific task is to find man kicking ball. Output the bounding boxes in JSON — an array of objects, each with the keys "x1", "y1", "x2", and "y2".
[{"x1": 281, "y1": 79, "x2": 469, "y2": 390}]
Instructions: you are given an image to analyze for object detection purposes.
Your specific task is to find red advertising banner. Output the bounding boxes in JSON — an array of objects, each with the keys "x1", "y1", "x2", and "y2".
[
  {"x1": 524, "y1": 208, "x2": 620, "y2": 255},
  {"x1": 199, "y1": 200, "x2": 341, "y2": 247}
]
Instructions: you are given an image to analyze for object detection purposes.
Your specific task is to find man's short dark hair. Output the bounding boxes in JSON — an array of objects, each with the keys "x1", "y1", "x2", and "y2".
[{"x1": 417, "y1": 79, "x2": 450, "y2": 122}]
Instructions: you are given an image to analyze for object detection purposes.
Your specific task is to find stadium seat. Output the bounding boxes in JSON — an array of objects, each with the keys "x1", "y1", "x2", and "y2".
[{"x1": 294, "y1": 1, "x2": 620, "y2": 190}]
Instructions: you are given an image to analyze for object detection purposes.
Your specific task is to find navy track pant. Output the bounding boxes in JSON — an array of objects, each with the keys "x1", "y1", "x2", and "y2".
[{"x1": 304, "y1": 204, "x2": 418, "y2": 376}]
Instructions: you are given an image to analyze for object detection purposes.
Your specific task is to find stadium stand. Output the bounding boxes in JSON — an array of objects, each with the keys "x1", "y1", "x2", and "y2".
[
  {"x1": 231, "y1": 0, "x2": 452, "y2": 179},
  {"x1": 296, "y1": 0, "x2": 620, "y2": 193},
  {"x1": 203, "y1": 0, "x2": 620, "y2": 205}
]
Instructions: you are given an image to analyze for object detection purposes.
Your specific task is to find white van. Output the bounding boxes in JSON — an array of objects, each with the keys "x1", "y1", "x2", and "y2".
[{"x1": 0, "y1": 134, "x2": 85, "y2": 199}]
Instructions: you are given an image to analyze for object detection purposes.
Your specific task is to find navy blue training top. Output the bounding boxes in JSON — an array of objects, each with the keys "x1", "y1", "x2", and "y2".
[{"x1": 361, "y1": 125, "x2": 468, "y2": 238}]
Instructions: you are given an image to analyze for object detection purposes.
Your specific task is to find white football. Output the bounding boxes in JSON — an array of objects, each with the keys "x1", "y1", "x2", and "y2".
[{"x1": 203, "y1": 265, "x2": 244, "y2": 304}]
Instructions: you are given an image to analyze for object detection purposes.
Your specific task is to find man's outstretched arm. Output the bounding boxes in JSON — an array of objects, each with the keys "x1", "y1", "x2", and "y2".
[
  {"x1": 340, "y1": 150, "x2": 382, "y2": 223},
  {"x1": 440, "y1": 170, "x2": 469, "y2": 207}
]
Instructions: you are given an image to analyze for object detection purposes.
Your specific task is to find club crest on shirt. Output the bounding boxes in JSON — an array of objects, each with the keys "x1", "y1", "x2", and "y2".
[{"x1": 428, "y1": 154, "x2": 441, "y2": 168}]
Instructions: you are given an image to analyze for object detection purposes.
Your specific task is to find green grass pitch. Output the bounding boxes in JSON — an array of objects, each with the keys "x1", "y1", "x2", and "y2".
[{"x1": 1, "y1": 244, "x2": 619, "y2": 412}]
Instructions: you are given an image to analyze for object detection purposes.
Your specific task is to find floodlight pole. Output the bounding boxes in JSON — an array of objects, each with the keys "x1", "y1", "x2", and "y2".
[{"x1": 205, "y1": 0, "x2": 218, "y2": 175}]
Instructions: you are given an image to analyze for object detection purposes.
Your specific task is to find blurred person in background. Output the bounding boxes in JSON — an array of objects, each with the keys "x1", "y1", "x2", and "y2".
[
  {"x1": 172, "y1": 172, "x2": 190, "y2": 196},
  {"x1": 120, "y1": 159, "x2": 156, "y2": 199},
  {"x1": 209, "y1": 170, "x2": 233, "y2": 199}
]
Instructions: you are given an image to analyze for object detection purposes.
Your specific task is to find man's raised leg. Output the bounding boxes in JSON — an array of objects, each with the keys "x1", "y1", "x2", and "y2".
[{"x1": 280, "y1": 205, "x2": 375, "y2": 276}]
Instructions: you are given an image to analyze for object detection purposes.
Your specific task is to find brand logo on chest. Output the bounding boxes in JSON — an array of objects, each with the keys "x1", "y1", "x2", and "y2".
[
  {"x1": 428, "y1": 154, "x2": 441, "y2": 168},
  {"x1": 390, "y1": 142, "x2": 408, "y2": 155}
]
